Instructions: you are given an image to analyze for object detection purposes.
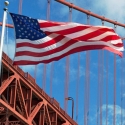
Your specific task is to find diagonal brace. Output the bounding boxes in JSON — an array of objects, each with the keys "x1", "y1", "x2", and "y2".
[
  {"x1": 29, "y1": 102, "x2": 44, "y2": 121},
  {"x1": 0, "y1": 75, "x2": 15, "y2": 95}
]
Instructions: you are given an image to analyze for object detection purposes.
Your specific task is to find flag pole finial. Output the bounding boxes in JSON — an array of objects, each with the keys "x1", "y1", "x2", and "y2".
[{"x1": 4, "y1": 1, "x2": 9, "y2": 6}]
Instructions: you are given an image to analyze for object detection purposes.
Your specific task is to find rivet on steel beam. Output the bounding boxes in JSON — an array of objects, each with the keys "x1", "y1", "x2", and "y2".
[
  {"x1": 114, "y1": 21, "x2": 117, "y2": 29},
  {"x1": 69, "y1": 2, "x2": 73, "y2": 9},
  {"x1": 101, "y1": 17, "x2": 105, "y2": 26},
  {"x1": 87, "y1": 10, "x2": 91, "y2": 15}
]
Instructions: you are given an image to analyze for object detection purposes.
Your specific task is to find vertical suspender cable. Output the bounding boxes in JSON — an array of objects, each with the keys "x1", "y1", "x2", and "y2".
[
  {"x1": 97, "y1": 51, "x2": 101, "y2": 125},
  {"x1": 64, "y1": 6, "x2": 72, "y2": 112},
  {"x1": 18, "y1": 0, "x2": 23, "y2": 14},
  {"x1": 123, "y1": 50, "x2": 125, "y2": 125},
  {"x1": 100, "y1": 21, "x2": 104, "y2": 125},
  {"x1": 87, "y1": 15, "x2": 90, "y2": 125},
  {"x1": 98, "y1": 21, "x2": 105, "y2": 125},
  {"x1": 76, "y1": 52, "x2": 80, "y2": 122},
  {"x1": 47, "y1": 0, "x2": 50, "y2": 20},
  {"x1": 50, "y1": 62, "x2": 54, "y2": 97},
  {"x1": 84, "y1": 62, "x2": 87, "y2": 125},
  {"x1": 106, "y1": 51, "x2": 109, "y2": 125},
  {"x1": 64, "y1": 56, "x2": 70, "y2": 112},
  {"x1": 43, "y1": 0, "x2": 51, "y2": 91},
  {"x1": 113, "y1": 54, "x2": 116, "y2": 125},
  {"x1": 42, "y1": 66, "x2": 46, "y2": 91},
  {"x1": 84, "y1": 14, "x2": 90, "y2": 125},
  {"x1": 34, "y1": 65, "x2": 37, "y2": 81},
  {"x1": 87, "y1": 51, "x2": 90, "y2": 125},
  {"x1": 120, "y1": 54, "x2": 124, "y2": 125},
  {"x1": 113, "y1": 25, "x2": 117, "y2": 125},
  {"x1": 46, "y1": 0, "x2": 54, "y2": 97},
  {"x1": 97, "y1": 49, "x2": 103, "y2": 125},
  {"x1": 100, "y1": 50, "x2": 103, "y2": 125},
  {"x1": 33, "y1": 0, "x2": 37, "y2": 81},
  {"x1": 48, "y1": 0, "x2": 54, "y2": 97}
]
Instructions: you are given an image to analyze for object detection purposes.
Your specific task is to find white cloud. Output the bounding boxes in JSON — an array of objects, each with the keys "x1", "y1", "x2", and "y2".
[
  {"x1": 90, "y1": 104, "x2": 125, "y2": 125},
  {"x1": 94, "y1": 0, "x2": 125, "y2": 22}
]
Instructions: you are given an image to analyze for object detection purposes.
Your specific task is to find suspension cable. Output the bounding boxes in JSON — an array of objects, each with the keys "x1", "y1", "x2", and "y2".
[
  {"x1": 106, "y1": 50, "x2": 109, "y2": 125},
  {"x1": 46, "y1": 0, "x2": 54, "y2": 97},
  {"x1": 18, "y1": 0, "x2": 23, "y2": 14},
  {"x1": 100, "y1": 20, "x2": 104, "y2": 125},
  {"x1": 97, "y1": 50, "x2": 101, "y2": 125},
  {"x1": 120, "y1": 53, "x2": 124, "y2": 125},
  {"x1": 42, "y1": 0, "x2": 51, "y2": 91},
  {"x1": 84, "y1": 14, "x2": 90, "y2": 125},
  {"x1": 76, "y1": 52, "x2": 80, "y2": 122},
  {"x1": 87, "y1": 14, "x2": 90, "y2": 125},
  {"x1": 113, "y1": 25, "x2": 117, "y2": 125},
  {"x1": 50, "y1": 62, "x2": 54, "y2": 97},
  {"x1": 64, "y1": 5, "x2": 72, "y2": 112}
]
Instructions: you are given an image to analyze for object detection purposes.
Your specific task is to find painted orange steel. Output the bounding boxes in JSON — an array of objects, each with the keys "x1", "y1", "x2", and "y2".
[
  {"x1": 0, "y1": 52, "x2": 78, "y2": 125},
  {"x1": 0, "y1": 22, "x2": 13, "y2": 28},
  {"x1": 55, "y1": 0, "x2": 125, "y2": 28}
]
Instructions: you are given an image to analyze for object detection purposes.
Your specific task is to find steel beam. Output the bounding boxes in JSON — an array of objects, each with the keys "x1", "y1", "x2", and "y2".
[
  {"x1": 9, "y1": 81, "x2": 17, "y2": 109},
  {"x1": 0, "y1": 22, "x2": 13, "y2": 28},
  {"x1": 0, "y1": 99, "x2": 31, "y2": 124},
  {"x1": 16, "y1": 79, "x2": 28, "y2": 119},
  {"x1": 0, "y1": 75, "x2": 15, "y2": 95},
  {"x1": 1, "y1": 52, "x2": 78, "y2": 125},
  {"x1": 29, "y1": 102, "x2": 44, "y2": 121}
]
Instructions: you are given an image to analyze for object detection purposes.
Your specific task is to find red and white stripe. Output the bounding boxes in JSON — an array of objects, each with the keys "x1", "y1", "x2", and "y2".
[{"x1": 14, "y1": 20, "x2": 124, "y2": 65}]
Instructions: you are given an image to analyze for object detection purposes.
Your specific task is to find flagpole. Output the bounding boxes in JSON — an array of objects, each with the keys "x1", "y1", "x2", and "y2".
[{"x1": 0, "y1": 1, "x2": 9, "y2": 77}]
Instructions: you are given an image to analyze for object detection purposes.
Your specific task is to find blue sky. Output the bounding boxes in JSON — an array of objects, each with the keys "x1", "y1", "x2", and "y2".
[{"x1": 0, "y1": 0, "x2": 125, "y2": 125}]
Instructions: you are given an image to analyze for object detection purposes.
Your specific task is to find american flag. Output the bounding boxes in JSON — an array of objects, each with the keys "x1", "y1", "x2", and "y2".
[{"x1": 10, "y1": 13, "x2": 124, "y2": 65}]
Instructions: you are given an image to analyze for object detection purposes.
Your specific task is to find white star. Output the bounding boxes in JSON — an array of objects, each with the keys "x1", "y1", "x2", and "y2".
[
  {"x1": 21, "y1": 28, "x2": 23, "y2": 30},
  {"x1": 28, "y1": 34, "x2": 30, "y2": 36}
]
